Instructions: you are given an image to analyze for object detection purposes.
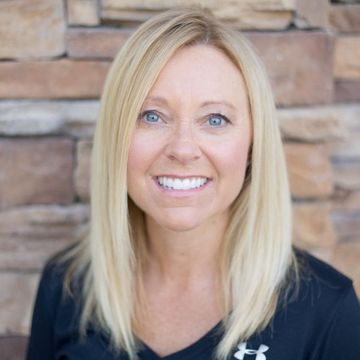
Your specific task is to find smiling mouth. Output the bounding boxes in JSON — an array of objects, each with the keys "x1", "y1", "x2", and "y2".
[{"x1": 155, "y1": 176, "x2": 210, "y2": 190}]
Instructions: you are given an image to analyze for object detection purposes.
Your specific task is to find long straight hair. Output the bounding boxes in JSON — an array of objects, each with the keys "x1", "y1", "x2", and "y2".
[{"x1": 59, "y1": 7, "x2": 297, "y2": 360}]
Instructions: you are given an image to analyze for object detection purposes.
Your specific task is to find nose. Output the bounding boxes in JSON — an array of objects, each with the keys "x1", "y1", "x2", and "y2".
[{"x1": 164, "y1": 122, "x2": 201, "y2": 164}]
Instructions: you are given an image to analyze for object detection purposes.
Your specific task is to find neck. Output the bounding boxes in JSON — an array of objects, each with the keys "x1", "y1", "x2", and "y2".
[{"x1": 142, "y1": 212, "x2": 229, "y2": 287}]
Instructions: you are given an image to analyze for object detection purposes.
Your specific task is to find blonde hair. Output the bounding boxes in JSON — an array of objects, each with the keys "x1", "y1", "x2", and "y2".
[{"x1": 59, "y1": 7, "x2": 298, "y2": 360}]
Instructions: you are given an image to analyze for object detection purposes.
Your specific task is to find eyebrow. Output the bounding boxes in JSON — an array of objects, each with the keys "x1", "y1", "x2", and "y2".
[{"x1": 143, "y1": 96, "x2": 237, "y2": 111}]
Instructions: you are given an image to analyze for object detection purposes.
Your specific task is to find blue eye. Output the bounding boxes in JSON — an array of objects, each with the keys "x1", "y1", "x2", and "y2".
[
  {"x1": 208, "y1": 114, "x2": 228, "y2": 127},
  {"x1": 142, "y1": 111, "x2": 160, "y2": 123}
]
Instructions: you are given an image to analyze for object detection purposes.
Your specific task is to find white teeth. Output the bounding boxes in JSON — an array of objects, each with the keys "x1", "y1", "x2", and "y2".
[{"x1": 157, "y1": 176, "x2": 208, "y2": 190}]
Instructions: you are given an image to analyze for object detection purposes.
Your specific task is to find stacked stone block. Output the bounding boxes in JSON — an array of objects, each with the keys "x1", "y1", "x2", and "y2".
[{"x1": 0, "y1": 0, "x2": 359, "y2": 358}]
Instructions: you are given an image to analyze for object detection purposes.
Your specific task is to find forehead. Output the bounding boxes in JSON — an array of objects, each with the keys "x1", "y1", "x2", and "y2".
[{"x1": 146, "y1": 45, "x2": 248, "y2": 106}]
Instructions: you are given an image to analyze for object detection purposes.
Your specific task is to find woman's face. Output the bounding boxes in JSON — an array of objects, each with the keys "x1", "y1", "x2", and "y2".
[{"x1": 127, "y1": 45, "x2": 252, "y2": 232}]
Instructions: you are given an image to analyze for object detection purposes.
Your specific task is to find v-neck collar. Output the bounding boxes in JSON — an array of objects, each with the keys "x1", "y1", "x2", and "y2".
[{"x1": 137, "y1": 321, "x2": 223, "y2": 360}]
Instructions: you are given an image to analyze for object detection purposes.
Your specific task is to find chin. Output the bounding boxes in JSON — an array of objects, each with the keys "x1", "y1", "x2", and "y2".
[
  {"x1": 156, "y1": 214, "x2": 205, "y2": 233},
  {"x1": 163, "y1": 222, "x2": 201, "y2": 233}
]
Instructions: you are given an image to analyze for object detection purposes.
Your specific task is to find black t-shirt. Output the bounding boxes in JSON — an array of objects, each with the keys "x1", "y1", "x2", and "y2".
[{"x1": 26, "y1": 249, "x2": 360, "y2": 360}]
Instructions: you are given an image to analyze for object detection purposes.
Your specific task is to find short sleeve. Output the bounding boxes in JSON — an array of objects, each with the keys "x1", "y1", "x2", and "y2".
[
  {"x1": 26, "y1": 261, "x2": 61, "y2": 360},
  {"x1": 320, "y1": 285, "x2": 360, "y2": 360}
]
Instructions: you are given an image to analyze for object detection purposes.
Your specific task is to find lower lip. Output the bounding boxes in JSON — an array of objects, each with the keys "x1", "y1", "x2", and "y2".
[{"x1": 152, "y1": 177, "x2": 212, "y2": 197}]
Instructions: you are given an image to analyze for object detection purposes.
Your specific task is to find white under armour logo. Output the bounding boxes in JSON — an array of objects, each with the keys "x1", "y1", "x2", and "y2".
[{"x1": 233, "y1": 342, "x2": 269, "y2": 360}]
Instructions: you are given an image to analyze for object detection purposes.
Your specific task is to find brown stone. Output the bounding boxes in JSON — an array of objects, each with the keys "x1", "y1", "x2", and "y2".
[
  {"x1": 284, "y1": 143, "x2": 334, "y2": 199},
  {"x1": 0, "y1": 0, "x2": 65, "y2": 59},
  {"x1": 334, "y1": 80, "x2": 360, "y2": 103},
  {"x1": 334, "y1": 36, "x2": 360, "y2": 79},
  {"x1": 329, "y1": 4, "x2": 360, "y2": 33},
  {"x1": 75, "y1": 140, "x2": 92, "y2": 201},
  {"x1": 0, "y1": 138, "x2": 74, "y2": 208},
  {"x1": 331, "y1": 242, "x2": 360, "y2": 296},
  {"x1": 0, "y1": 204, "x2": 89, "y2": 271},
  {"x1": 279, "y1": 104, "x2": 360, "y2": 143},
  {"x1": 0, "y1": 336, "x2": 28, "y2": 360},
  {"x1": 294, "y1": 0, "x2": 329, "y2": 29},
  {"x1": 67, "y1": 0, "x2": 99, "y2": 26},
  {"x1": 0, "y1": 60, "x2": 110, "y2": 99},
  {"x1": 208, "y1": 8, "x2": 293, "y2": 30},
  {"x1": 333, "y1": 163, "x2": 360, "y2": 191},
  {"x1": 67, "y1": 28, "x2": 132, "y2": 59},
  {"x1": 278, "y1": 106, "x2": 348, "y2": 142},
  {"x1": 100, "y1": 0, "x2": 294, "y2": 30},
  {"x1": 247, "y1": 32, "x2": 334, "y2": 106},
  {"x1": 0, "y1": 273, "x2": 39, "y2": 334},
  {"x1": 293, "y1": 202, "x2": 336, "y2": 250}
]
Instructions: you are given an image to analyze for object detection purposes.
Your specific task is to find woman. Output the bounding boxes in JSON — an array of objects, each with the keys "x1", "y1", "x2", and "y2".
[{"x1": 26, "y1": 7, "x2": 360, "y2": 360}]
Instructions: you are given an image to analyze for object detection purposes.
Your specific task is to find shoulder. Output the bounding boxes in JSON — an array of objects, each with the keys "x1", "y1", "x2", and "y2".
[
  {"x1": 295, "y1": 247, "x2": 353, "y2": 292},
  {"x1": 287, "y1": 249, "x2": 360, "y2": 359},
  {"x1": 40, "y1": 247, "x2": 73, "y2": 292},
  {"x1": 37, "y1": 245, "x2": 88, "y2": 336},
  {"x1": 295, "y1": 248, "x2": 353, "y2": 297},
  {"x1": 269, "y1": 248, "x2": 360, "y2": 358},
  {"x1": 282, "y1": 247, "x2": 360, "y2": 334},
  {"x1": 38, "y1": 254, "x2": 67, "y2": 302},
  {"x1": 278, "y1": 247, "x2": 359, "y2": 326},
  {"x1": 36, "y1": 244, "x2": 83, "y2": 316}
]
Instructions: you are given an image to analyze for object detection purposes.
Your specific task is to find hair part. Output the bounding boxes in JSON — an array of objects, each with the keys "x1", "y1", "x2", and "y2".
[{"x1": 58, "y1": 6, "x2": 298, "y2": 360}]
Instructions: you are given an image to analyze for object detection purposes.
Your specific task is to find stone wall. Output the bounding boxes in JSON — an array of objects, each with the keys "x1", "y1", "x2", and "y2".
[{"x1": 0, "y1": 0, "x2": 359, "y2": 358}]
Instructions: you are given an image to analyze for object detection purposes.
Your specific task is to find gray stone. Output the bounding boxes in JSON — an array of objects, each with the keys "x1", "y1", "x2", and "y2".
[
  {"x1": 331, "y1": 132, "x2": 360, "y2": 162},
  {"x1": 333, "y1": 163, "x2": 360, "y2": 191},
  {"x1": 332, "y1": 188, "x2": 360, "y2": 211},
  {"x1": 332, "y1": 211, "x2": 360, "y2": 242},
  {"x1": 0, "y1": 100, "x2": 99, "y2": 138},
  {"x1": 328, "y1": 104, "x2": 360, "y2": 130}
]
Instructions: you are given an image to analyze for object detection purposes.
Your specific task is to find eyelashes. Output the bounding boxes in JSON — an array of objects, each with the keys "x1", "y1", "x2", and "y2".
[
  {"x1": 138, "y1": 110, "x2": 231, "y2": 128},
  {"x1": 139, "y1": 110, "x2": 161, "y2": 123},
  {"x1": 207, "y1": 113, "x2": 231, "y2": 127}
]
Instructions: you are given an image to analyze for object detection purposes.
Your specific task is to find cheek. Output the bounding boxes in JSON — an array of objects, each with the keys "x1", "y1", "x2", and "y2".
[
  {"x1": 127, "y1": 135, "x2": 146, "y2": 195},
  {"x1": 216, "y1": 138, "x2": 251, "y2": 175},
  {"x1": 127, "y1": 132, "x2": 157, "y2": 174},
  {"x1": 222, "y1": 141, "x2": 251, "y2": 203},
  {"x1": 127, "y1": 132, "x2": 165, "y2": 201},
  {"x1": 127, "y1": 136, "x2": 146, "y2": 206}
]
